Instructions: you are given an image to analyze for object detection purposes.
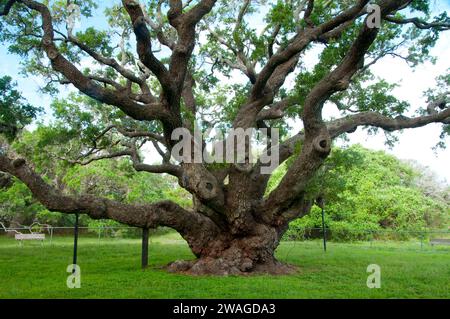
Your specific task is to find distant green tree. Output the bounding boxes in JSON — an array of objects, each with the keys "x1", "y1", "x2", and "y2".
[
  {"x1": 0, "y1": 76, "x2": 41, "y2": 140},
  {"x1": 268, "y1": 145, "x2": 449, "y2": 241}
]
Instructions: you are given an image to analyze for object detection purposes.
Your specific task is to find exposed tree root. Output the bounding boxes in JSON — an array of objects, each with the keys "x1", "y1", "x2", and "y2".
[{"x1": 167, "y1": 258, "x2": 297, "y2": 276}]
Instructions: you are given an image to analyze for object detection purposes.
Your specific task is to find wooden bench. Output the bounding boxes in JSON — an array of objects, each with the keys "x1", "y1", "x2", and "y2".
[{"x1": 430, "y1": 238, "x2": 450, "y2": 246}]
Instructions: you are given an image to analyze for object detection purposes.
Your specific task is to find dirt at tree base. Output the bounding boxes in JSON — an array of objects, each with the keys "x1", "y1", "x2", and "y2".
[{"x1": 166, "y1": 258, "x2": 298, "y2": 276}]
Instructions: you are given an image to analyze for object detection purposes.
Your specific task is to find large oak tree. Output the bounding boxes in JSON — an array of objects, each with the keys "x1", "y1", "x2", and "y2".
[{"x1": 0, "y1": 0, "x2": 449, "y2": 274}]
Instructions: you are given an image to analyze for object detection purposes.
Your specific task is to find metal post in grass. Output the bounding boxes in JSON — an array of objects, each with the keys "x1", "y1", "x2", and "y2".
[
  {"x1": 72, "y1": 213, "x2": 79, "y2": 274},
  {"x1": 316, "y1": 196, "x2": 327, "y2": 252},
  {"x1": 142, "y1": 227, "x2": 149, "y2": 269}
]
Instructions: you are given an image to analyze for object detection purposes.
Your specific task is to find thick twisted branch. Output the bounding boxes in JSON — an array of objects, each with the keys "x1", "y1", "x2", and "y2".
[
  {"x1": 0, "y1": 150, "x2": 218, "y2": 244},
  {"x1": 20, "y1": 0, "x2": 168, "y2": 122},
  {"x1": 328, "y1": 108, "x2": 450, "y2": 138}
]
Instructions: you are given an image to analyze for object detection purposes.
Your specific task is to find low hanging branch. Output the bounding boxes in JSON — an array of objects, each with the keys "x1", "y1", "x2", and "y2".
[{"x1": 0, "y1": 148, "x2": 219, "y2": 255}]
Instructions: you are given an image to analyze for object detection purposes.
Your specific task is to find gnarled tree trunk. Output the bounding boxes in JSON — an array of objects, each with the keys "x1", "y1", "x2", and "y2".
[{"x1": 168, "y1": 218, "x2": 291, "y2": 275}]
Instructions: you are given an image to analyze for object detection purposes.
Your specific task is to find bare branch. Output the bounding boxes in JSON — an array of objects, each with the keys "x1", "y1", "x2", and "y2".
[
  {"x1": 122, "y1": 0, "x2": 174, "y2": 98},
  {"x1": 256, "y1": 98, "x2": 293, "y2": 121},
  {"x1": 66, "y1": 149, "x2": 134, "y2": 166},
  {"x1": 139, "y1": 0, "x2": 176, "y2": 50},
  {"x1": 167, "y1": 0, "x2": 218, "y2": 100},
  {"x1": 20, "y1": 0, "x2": 169, "y2": 122},
  {"x1": 61, "y1": 141, "x2": 182, "y2": 177},
  {"x1": 267, "y1": 24, "x2": 281, "y2": 58},
  {"x1": 206, "y1": 26, "x2": 257, "y2": 83},
  {"x1": 385, "y1": 15, "x2": 450, "y2": 31},
  {"x1": 183, "y1": 0, "x2": 217, "y2": 26},
  {"x1": 127, "y1": 141, "x2": 182, "y2": 176},
  {"x1": 328, "y1": 108, "x2": 450, "y2": 139},
  {"x1": 250, "y1": 0, "x2": 370, "y2": 101},
  {"x1": 67, "y1": 35, "x2": 148, "y2": 86},
  {"x1": 116, "y1": 127, "x2": 166, "y2": 144}
]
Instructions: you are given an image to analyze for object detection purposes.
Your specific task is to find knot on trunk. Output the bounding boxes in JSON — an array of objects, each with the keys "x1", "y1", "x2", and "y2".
[
  {"x1": 335, "y1": 79, "x2": 350, "y2": 91},
  {"x1": 12, "y1": 158, "x2": 26, "y2": 168},
  {"x1": 196, "y1": 179, "x2": 219, "y2": 200},
  {"x1": 313, "y1": 135, "x2": 331, "y2": 157},
  {"x1": 46, "y1": 47, "x2": 58, "y2": 60}
]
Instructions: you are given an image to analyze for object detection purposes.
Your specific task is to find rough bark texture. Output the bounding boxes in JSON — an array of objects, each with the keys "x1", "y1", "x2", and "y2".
[
  {"x1": 1, "y1": 0, "x2": 449, "y2": 275},
  {"x1": 167, "y1": 222, "x2": 293, "y2": 275}
]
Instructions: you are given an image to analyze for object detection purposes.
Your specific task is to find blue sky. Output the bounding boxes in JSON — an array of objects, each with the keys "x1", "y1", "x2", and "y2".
[{"x1": 0, "y1": 1, "x2": 449, "y2": 183}]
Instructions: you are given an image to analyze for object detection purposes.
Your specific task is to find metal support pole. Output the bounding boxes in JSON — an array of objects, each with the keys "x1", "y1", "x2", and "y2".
[
  {"x1": 141, "y1": 227, "x2": 149, "y2": 269},
  {"x1": 321, "y1": 207, "x2": 327, "y2": 252},
  {"x1": 72, "y1": 213, "x2": 79, "y2": 273}
]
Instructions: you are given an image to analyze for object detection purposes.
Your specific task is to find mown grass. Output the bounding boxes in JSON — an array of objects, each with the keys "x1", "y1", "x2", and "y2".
[{"x1": 0, "y1": 233, "x2": 448, "y2": 299}]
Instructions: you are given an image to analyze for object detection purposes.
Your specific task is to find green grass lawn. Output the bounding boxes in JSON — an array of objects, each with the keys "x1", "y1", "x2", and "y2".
[{"x1": 0, "y1": 233, "x2": 448, "y2": 299}]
